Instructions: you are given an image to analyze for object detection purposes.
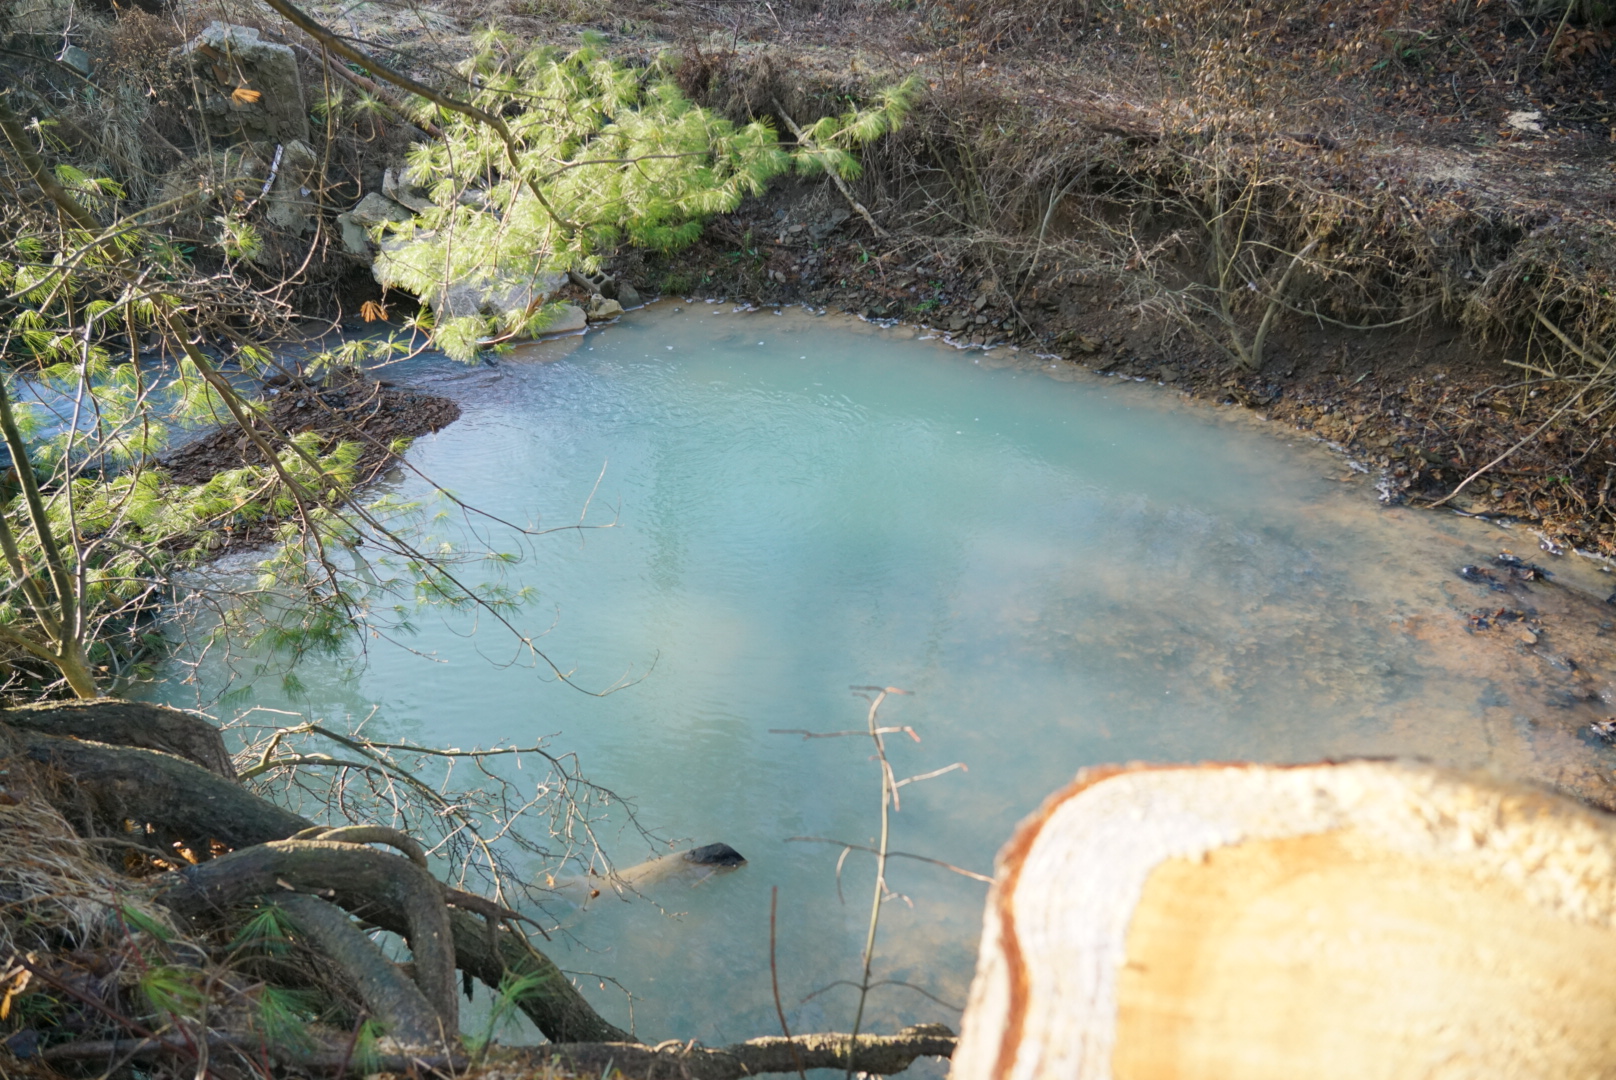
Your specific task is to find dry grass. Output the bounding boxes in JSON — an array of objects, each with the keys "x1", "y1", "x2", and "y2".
[
  {"x1": 0, "y1": 736, "x2": 171, "y2": 959},
  {"x1": 662, "y1": 0, "x2": 1616, "y2": 385}
]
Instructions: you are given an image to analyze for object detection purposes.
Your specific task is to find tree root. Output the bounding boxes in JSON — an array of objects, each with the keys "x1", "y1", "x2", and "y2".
[
  {"x1": 157, "y1": 839, "x2": 461, "y2": 1035},
  {"x1": 1, "y1": 699, "x2": 236, "y2": 777},
  {"x1": 15, "y1": 730, "x2": 308, "y2": 854},
  {"x1": 267, "y1": 892, "x2": 448, "y2": 1047},
  {"x1": 293, "y1": 823, "x2": 430, "y2": 867},
  {"x1": 1, "y1": 705, "x2": 685, "y2": 1050},
  {"x1": 37, "y1": 1025, "x2": 958, "y2": 1077},
  {"x1": 349, "y1": 900, "x2": 632, "y2": 1044}
]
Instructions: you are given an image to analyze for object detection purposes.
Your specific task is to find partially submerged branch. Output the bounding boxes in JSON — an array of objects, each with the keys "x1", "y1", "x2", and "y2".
[{"x1": 39, "y1": 1024, "x2": 958, "y2": 1077}]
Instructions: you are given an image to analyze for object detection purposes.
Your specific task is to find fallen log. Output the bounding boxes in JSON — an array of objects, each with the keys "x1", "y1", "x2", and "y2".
[
  {"x1": 38, "y1": 1023, "x2": 957, "y2": 1077},
  {"x1": 952, "y1": 760, "x2": 1616, "y2": 1080}
]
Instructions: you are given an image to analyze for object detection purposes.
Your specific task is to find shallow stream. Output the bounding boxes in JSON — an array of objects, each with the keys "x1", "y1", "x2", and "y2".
[{"x1": 143, "y1": 303, "x2": 1616, "y2": 1052}]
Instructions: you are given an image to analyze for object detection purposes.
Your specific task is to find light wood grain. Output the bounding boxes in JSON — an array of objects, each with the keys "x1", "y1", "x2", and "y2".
[{"x1": 951, "y1": 761, "x2": 1616, "y2": 1080}]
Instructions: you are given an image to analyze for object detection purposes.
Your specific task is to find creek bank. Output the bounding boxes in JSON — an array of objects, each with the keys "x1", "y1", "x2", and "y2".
[
  {"x1": 122, "y1": 4, "x2": 1611, "y2": 559},
  {"x1": 632, "y1": 203, "x2": 1616, "y2": 564}
]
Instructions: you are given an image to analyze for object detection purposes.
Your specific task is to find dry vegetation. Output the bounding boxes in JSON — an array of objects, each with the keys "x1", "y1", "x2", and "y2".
[{"x1": 572, "y1": 0, "x2": 1616, "y2": 550}]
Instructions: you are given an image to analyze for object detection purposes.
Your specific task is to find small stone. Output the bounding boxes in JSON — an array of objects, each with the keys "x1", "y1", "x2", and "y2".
[
  {"x1": 972, "y1": 294, "x2": 989, "y2": 312},
  {"x1": 382, "y1": 166, "x2": 434, "y2": 213},
  {"x1": 1516, "y1": 628, "x2": 1539, "y2": 646},
  {"x1": 542, "y1": 304, "x2": 588, "y2": 334},
  {"x1": 617, "y1": 282, "x2": 642, "y2": 308},
  {"x1": 59, "y1": 46, "x2": 91, "y2": 75},
  {"x1": 349, "y1": 191, "x2": 413, "y2": 227},
  {"x1": 1074, "y1": 335, "x2": 1100, "y2": 354},
  {"x1": 586, "y1": 296, "x2": 624, "y2": 321},
  {"x1": 975, "y1": 314, "x2": 988, "y2": 325},
  {"x1": 788, "y1": 223, "x2": 805, "y2": 234},
  {"x1": 335, "y1": 212, "x2": 369, "y2": 255},
  {"x1": 947, "y1": 315, "x2": 968, "y2": 332}
]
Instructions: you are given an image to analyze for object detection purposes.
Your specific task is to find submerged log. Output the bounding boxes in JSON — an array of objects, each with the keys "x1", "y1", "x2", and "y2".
[{"x1": 951, "y1": 760, "x2": 1616, "y2": 1080}]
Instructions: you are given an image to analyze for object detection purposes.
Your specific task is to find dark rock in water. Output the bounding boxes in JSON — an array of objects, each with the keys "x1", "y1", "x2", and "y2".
[
  {"x1": 1587, "y1": 719, "x2": 1616, "y2": 746},
  {"x1": 1494, "y1": 552, "x2": 1551, "y2": 581},
  {"x1": 683, "y1": 842, "x2": 746, "y2": 867}
]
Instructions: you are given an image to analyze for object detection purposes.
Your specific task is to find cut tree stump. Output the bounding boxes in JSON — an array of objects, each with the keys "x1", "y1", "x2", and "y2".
[{"x1": 951, "y1": 760, "x2": 1616, "y2": 1080}]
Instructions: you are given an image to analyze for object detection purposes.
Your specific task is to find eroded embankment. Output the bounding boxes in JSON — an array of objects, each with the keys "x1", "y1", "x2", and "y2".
[{"x1": 566, "y1": 0, "x2": 1616, "y2": 557}]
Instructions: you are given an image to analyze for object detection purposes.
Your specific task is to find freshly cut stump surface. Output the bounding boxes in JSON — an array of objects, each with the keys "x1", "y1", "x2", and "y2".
[{"x1": 950, "y1": 760, "x2": 1616, "y2": 1080}]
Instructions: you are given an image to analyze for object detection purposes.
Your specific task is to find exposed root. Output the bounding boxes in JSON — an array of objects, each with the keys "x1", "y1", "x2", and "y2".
[
  {"x1": 267, "y1": 891, "x2": 448, "y2": 1047},
  {"x1": 0, "y1": 702, "x2": 635, "y2": 1066},
  {"x1": 157, "y1": 839, "x2": 461, "y2": 1035}
]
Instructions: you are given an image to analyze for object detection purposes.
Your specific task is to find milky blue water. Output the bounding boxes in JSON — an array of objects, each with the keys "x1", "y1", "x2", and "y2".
[{"x1": 141, "y1": 302, "x2": 1612, "y2": 1053}]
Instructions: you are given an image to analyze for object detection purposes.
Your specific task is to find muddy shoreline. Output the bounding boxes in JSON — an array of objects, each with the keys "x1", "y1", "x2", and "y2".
[{"x1": 615, "y1": 202, "x2": 1616, "y2": 564}]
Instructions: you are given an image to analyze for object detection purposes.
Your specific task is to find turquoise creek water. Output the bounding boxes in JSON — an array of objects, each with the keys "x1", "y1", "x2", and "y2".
[{"x1": 144, "y1": 302, "x2": 1616, "y2": 1052}]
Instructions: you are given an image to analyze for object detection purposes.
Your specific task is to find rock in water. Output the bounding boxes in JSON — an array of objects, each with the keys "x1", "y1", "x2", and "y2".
[
  {"x1": 543, "y1": 304, "x2": 587, "y2": 334},
  {"x1": 952, "y1": 760, "x2": 1616, "y2": 1080}
]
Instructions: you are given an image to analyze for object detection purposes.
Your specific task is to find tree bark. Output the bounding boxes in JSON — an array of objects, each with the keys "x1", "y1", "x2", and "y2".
[
  {"x1": 2, "y1": 699, "x2": 236, "y2": 777},
  {"x1": 158, "y1": 839, "x2": 459, "y2": 1035},
  {"x1": 14, "y1": 730, "x2": 307, "y2": 852}
]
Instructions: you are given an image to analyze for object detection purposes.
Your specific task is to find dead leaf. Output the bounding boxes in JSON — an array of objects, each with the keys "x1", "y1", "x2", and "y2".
[
  {"x1": 0, "y1": 967, "x2": 34, "y2": 1020},
  {"x1": 231, "y1": 86, "x2": 263, "y2": 105},
  {"x1": 360, "y1": 300, "x2": 388, "y2": 323}
]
